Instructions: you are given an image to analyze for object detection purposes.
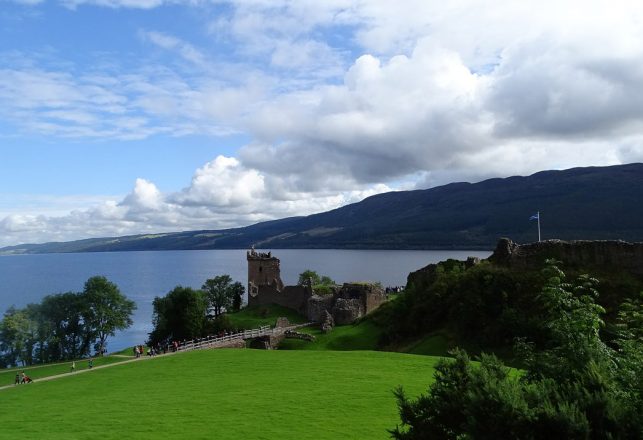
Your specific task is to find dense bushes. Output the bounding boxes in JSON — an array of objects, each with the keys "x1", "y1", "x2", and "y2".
[
  {"x1": 374, "y1": 260, "x2": 546, "y2": 349},
  {"x1": 391, "y1": 261, "x2": 643, "y2": 439},
  {"x1": 376, "y1": 256, "x2": 642, "y2": 352}
]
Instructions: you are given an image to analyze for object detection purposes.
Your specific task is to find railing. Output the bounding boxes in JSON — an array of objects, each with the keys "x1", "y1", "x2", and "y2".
[{"x1": 175, "y1": 322, "x2": 313, "y2": 352}]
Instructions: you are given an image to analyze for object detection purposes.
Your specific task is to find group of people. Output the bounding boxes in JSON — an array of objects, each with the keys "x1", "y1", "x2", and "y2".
[
  {"x1": 385, "y1": 286, "x2": 404, "y2": 293},
  {"x1": 134, "y1": 341, "x2": 182, "y2": 358},
  {"x1": 69, "y1": 358, "x2": 93, "y2": 372},
  {"x1": 13, "y1": 371, "x2": 33, "y2": 385},
  {"x1": 133, "y1": 345, "x2": 145, "y2": 358}
]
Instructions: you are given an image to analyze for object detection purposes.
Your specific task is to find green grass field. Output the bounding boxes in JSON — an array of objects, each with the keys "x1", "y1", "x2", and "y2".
[{"x1": 0, "y1": 349, "x2": 440, "y2": 439}]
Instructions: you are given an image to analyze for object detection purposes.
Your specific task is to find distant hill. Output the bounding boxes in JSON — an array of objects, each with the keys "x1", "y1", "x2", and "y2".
[{"x1": 3, "y1": 163, "x2": 643, "y2": 254}]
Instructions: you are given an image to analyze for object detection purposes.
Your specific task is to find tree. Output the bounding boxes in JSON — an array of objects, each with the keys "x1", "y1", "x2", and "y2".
[
  {"x1": 298, "y1": 270, "x2": 321, "y2": 286},
  {"x1": 297, "y1": 270, "x2": 335, "y2": 287},
  {"x1": 40, "y1": 292, "x2": 87, "y2": 360},
  {"x1": 202, "y1": 275, "x2": 238, "y2": 318},
  {"x1": 391, "y1": 261, "x2": 643, "y2": 439},
  {"x1": 82, "y1": 276, "x2": 136, "y2": 355},
  {"x1": 149, "y1": 286, "x2": 208, "y2": 346},
  {"x1": 231, "y1": 281, "x2": 245, "y2": 312},
  {"x1": 0, "y1": 307, "x2": 31, "y2": 367}
]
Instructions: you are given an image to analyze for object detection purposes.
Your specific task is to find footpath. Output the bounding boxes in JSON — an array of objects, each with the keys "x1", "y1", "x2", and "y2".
[
  {"x1": 0, "y1": 355, "x2": 147, "y2": 391},
  {"x1": 0, "y1": 322, "x2": 311, "y2": 392}
]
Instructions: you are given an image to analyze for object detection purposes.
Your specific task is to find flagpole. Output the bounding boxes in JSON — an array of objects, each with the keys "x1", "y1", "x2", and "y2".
[{"x1": 537, "y1": 211, "x2": 541, "y2": 242}]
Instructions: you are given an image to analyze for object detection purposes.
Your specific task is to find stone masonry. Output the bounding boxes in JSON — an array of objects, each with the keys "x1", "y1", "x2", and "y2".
[{"x1": 247, "y1": 249, "x2": 387, "y2": 324}]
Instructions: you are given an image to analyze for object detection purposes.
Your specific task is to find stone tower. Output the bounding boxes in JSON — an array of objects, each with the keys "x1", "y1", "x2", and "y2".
[{"x1": 247, "y1": 248, "x2": 284, "y2": 300}]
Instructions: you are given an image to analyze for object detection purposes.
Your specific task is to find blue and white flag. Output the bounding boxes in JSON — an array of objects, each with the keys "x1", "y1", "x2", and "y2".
[{"x1": 529, "y1": 213, "x2": 539, "y2": 221}]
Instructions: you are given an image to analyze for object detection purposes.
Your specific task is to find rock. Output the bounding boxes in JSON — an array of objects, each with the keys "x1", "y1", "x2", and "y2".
[
  {"x1": 275, "y1": 317, "x2": 290, "y2": 328},
  {"x1": 320, "y1": 310, "x2": 334, "y2": 333},
  {"x1": 284, "y1": 330, "x2": 316, "y2": 341}
]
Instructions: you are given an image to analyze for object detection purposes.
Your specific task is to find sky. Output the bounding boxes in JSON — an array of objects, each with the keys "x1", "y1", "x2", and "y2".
[{"x1": 1, "y1": 0, "x2": 643, "y2": 247}]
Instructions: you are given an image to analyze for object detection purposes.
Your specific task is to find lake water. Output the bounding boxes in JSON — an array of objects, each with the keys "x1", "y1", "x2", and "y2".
[{"x1": 0, "y1": 249, "x2": 490, "y2": 351}]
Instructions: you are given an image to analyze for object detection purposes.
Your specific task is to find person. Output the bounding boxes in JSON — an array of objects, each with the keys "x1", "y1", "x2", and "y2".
[
  {"x1": 71, "y1": 361, "x2": 76, "y2": 372},
  {"x1": 14, "y1": 373, "x2": 20, "y2": 385},
  {"x1": 20, "y1": 371, "x2": 32, "y2": 383},
  {"x1": 88, "y1": 358, "x2": 94, "y2": 369}
]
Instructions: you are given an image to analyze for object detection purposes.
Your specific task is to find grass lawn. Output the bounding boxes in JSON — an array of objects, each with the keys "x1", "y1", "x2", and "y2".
[
  {"x1": 279, "y1": 320, "x2": 382, "y2": 351},
  {"x1": 0, "y1": 349, "x2": 440, "y2": 439},
  {"x1": 226, "y1": 304, "x2": 308, "y2": 329}
]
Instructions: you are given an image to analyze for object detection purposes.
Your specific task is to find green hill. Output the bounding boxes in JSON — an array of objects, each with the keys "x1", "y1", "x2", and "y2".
[
  {"x1": 4, "y1": 163, "x2": 643, "y2": 253},
  {"x1": 1, "y1": 349, "x2": 440, "y2": 439}
]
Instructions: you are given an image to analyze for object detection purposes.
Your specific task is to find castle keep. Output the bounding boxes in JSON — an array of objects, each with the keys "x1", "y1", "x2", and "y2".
[{"x1": 246, "y1": 249, "x2": 386, "y2": 324}]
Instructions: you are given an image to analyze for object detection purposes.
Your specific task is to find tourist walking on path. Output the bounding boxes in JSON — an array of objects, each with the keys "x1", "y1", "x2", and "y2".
[
  {"x1": 88, "y1": 358, "x2": 94, "y2": 369},
  {"x1": 71, "y1": 361, "x2": 76, "y2": 373}
]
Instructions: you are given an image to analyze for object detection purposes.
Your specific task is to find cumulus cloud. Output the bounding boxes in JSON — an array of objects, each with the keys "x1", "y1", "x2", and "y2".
[
  {"x1": 4, "y1": 1, "x2": 643, "y2": 245},
  {"x1": 0, "y1": 156, "x2": 392, "y2": 246}
]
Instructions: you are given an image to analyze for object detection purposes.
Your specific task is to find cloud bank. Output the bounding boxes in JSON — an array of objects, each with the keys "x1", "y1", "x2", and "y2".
[{"x1": 2, "y1": 1, "x2": 643, "y2": 245}]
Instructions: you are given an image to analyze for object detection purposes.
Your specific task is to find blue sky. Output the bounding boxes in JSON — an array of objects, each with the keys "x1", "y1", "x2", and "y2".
[{"x1": 2, "y1": 0, "x2": 643, "y2": 246}]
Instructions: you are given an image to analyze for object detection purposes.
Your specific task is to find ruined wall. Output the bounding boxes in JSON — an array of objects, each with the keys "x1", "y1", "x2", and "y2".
[
  {"x1": 490, "y1": 238, "x2": 643, "y2": 277},
  {"x1": 333, "y1": 298, "x2": 364, "y2": 325},
  {"x1": 248, "y1": 285, "x2": 312, "y2": 315},
  {"x1": 336, "y1": 283, "x2": 386, "y2": 315},
  {"x1": 307, "y1": 294, "x2": 334, "y2": 322}
]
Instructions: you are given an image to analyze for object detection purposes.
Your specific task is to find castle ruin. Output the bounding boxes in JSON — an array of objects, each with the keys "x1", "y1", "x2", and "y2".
[{"x1": 246, "y1": 249, "x2": 387, "y2": 324}]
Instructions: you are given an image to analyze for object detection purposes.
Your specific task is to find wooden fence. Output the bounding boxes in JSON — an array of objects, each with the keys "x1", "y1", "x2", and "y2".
[{"x1": 177, "y1": 322, "x2": 312, "y2": 352}]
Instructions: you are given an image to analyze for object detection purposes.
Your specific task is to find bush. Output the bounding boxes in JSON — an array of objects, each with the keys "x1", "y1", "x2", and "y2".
[{"x1": 392, "y1": 261, "x2": 643, "y2": 439}]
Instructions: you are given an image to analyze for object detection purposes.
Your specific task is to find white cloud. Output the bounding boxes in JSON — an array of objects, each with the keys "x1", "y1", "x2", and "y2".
[
  {"x1": 61, "y1": 0, "x2": 169, "y2": 9},
  {"x1": 4, "y1": 1, "x2": 643, "y2": 245},
  {"x1": 141, "y1": 30, "x2": 207, "y2": 66},
  {"x1": 0, "y1": 155, "x2": 392, "y2": 246}
]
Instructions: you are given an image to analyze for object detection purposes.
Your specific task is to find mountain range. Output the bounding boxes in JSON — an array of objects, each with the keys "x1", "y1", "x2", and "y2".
[{"x1": 3, "y1": 163, "x2": 643, "y2": 254}]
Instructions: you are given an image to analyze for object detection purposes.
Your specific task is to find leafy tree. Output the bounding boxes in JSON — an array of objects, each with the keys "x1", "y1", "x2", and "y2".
[
  {"x1": 297, "y1": 270, "x2": 321, "y2": 286},
  {"x1": 202, "y1": 275, "x2": 241, "y2": 318},
  {"x1": 149, "y1": 286, "x2": 208, "y2": 346},
  {"x1": 40, "y1": 292, "x2": 88, "y2": 360},
  {"x1": 231, "y1": 281, "x2": 244, "y2": 312},
  {"x1": 298, "y1": 270, "x2": 337, "y2": 295},
  {"x1": 82, "y1": 276, "x2": 136, "y2": 355},
  {"x1": 392, "y1": 261, "x2": 643, "y2": 439},
  {"x1": 0, "y1": 307, "x2": 31, "y2": 366}
]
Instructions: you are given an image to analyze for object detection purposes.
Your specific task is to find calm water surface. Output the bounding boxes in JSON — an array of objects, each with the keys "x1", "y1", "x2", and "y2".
[{"x1": 0, "y1": 249, "x2": 490, "y2": 351}]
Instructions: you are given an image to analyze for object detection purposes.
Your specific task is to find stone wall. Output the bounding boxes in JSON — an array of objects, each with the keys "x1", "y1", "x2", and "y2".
[
  {"x1": 307, "y1": 294, "x2": 335, "y2": 322},
  {"x1": 248, "y1": 285, "x2": 312, "y2": 315},
  {"x1": 489, "y1": 237, "x2": 643, "y2": 277},
  {"x1": 332, "y1": 298, "x2": 364, "y2": 325}
]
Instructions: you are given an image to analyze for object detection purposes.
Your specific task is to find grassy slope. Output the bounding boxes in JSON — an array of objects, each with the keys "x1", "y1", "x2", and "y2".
[
  {"x1": 279, "y1": 320, "x2": 382, "y2": 351},
  {"x1": 0, "y1": 349, "x2": 440, "y2": 440},
  {"x1": 226, "y1": 304, "x2": 309, "y2": 329}
]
